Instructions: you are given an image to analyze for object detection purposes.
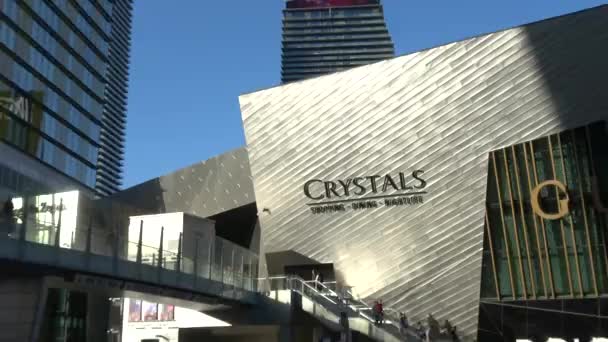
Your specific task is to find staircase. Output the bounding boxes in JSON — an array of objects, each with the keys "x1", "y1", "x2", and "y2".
[{"x1": 260, "y1": 276, "x2": 422, "y2": 342}]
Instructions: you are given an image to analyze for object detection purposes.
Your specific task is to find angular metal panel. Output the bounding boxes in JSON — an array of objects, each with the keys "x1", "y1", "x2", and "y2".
[
  {"x1": 115, "y1": 147, "x2": 256, "y2": 218},
  {"x1": 240, "y1": 6, "x2": 608, "y2": 338}
]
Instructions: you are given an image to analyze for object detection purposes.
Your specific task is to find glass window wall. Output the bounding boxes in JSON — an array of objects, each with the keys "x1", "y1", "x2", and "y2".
[
  {"x1": 481, "y1": 122, "x2": 608, "y2": 300},
  {"x1": 15, "y1": 0, "x2": 106, "y2": 73},
  {"x1": 1, "y1": 50, "x2": 101, "y2": 134}
]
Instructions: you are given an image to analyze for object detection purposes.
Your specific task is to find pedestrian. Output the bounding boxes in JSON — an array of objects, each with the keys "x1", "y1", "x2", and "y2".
[
  {"x1": 340, "y1": 311, "x2": 349, "y2": 329},
  {"x1": 341, "y1": 286, "x2": 351, "y2": 306},
  {"x1": 372, "y1": 301, "x2": 381, "y2": 325},
  {"x1": 443, "y1": 319, "x2": 453, "y2": 335},
  {"x1": 2, "y1": 196, "x2": 14, "y2": 235},
  {"x1": 317, "y1": 272, "x2": 324, "y2": 291},
  {"x1": 377, "y1": 300, "x2": 384, "y2": 325},
  {"x1": 399, "y1": 312, "x2": 409, "y2": 334},
  {"x1": 339, "y1": 311, "x2": 351, "y2": 342},
  {"x1": 426, "y1": 314, "x2": 439, "y2": 342},
  {"x1": 451, "y1": 326, "x2": 460, "y2": 342},
  {"x1": 416, "y1": 321, "x2": 425, "y2": 340}
]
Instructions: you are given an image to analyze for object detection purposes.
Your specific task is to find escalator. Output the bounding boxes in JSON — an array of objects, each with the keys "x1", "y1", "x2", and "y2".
[{"x1": 261, "y1": 276, "x2": 422, "y2": 342}]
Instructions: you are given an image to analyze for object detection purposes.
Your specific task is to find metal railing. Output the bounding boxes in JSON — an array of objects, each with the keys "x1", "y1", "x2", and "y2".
[{"x1": 0, "y1": 213, "x2": 259, "y2": 293}]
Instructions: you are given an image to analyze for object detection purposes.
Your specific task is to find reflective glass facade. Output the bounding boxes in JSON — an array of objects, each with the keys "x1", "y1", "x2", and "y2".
[
  {"x1": 281, "y1": 0, "x2": 394, "y2": 83},
  {"x1": 479, "y1": 122, "x2": 608, "y2": 340},
  {"x1": 0, "y1": 0, "x2": 132, "y2": 195},
  {"x1": 481, "y1": 122, "x2": 608, "y2": 301}
]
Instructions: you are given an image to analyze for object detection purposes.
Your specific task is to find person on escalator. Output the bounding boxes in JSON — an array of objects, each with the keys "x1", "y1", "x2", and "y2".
[
  {"x1": 372, "y1": 301, "x2": 380, "y2": 325},
  {"x1": 317, "y1": 272, "x2": 324, "y2": 291},
  {"x1": 442, "y1": 319, "x2": 453, "y2": 336},
  {"x1": 416, "y1": 321, "x2": 426, "y2": 340},
  {"x1": 372, "y1": 300, "x2": 384, "y2": 325},
  {"x1": 339, "y1": 311, "x2": 351, "y2": 342},
  {"x1": 399, "y1": 312, "x2": 409, "y2": 334},
  {"x1": 426, "y1": 313, "x2": 440, "y2": 341},
  {"x1": 451, "y1": 326, "x2": 460, "y2": 342}
]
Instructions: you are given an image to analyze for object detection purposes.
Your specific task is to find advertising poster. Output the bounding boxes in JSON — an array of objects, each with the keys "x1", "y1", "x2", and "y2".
[
  {"x1": 159, "y1": 304, "x2": 175, "y2": 321},
  {"x1": 143, "y1": 301, "x2": 158, "y2": 321},
  {"x1": 128, "y1": 300, "x2": 141, "y2": 322}
]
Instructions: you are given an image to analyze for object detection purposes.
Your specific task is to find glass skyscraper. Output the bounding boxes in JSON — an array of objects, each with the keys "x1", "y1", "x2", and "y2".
[
  {"x1": 0, "y1": 0, "x2": 132, "y2": 197},
  {"x1": 281, "y1": 0, "x2": 394, "y2": 83}
]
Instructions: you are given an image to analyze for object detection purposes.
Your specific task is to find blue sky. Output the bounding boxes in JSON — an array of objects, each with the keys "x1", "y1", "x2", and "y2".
[{"x1": 123, "y1": 0, "x2": 606, "y2": 188}]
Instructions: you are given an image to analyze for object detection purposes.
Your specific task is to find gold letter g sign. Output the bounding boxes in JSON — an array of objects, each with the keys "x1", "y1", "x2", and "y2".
[{"x1": 531, "y1": 180, "x2": 569, "y2": 220}]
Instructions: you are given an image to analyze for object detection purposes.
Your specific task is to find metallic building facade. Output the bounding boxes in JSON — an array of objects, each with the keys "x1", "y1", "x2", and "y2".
[
  {"x1": 0, "y1": 0, "x2": 132, "y2": 197},
  {"x1": 240, "y1": 6, "x2": 608, "y2": 340},
  {"x1": 113, "y1": 147, "x2": 256, "y2": 218},
  {"x1": 281, "y1": 0, "x2": 394, "y2": 83},
  {"x1": 113, "y1": 147, "x2": 262, "y2": 271},
  {"x1": 97, "y1": 0, "x2": 133, "y2": 196}
]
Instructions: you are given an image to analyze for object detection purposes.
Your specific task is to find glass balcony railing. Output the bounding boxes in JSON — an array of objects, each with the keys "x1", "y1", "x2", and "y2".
[{"x1": 0, "y1": 214, "x2": 259, "y2": 292}]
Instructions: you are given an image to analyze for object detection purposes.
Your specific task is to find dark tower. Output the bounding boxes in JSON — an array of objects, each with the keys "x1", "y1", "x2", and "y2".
[
  {"x1": 281, "y1": 0, "x2": 395, "y2": 83},
  {"x1": 96, "y1": 0, "x2": 134, "y2": 196}
]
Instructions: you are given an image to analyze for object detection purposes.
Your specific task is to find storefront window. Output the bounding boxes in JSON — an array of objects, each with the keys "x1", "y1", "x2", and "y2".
[{"x1": 481, "y1": 121, "x2": 608, "y2": 300}]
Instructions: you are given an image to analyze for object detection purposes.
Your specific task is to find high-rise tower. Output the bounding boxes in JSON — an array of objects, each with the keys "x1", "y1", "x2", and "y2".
[
  {"x1": 281, "y1": 0, "x2": 394, "y2": 83},
  {"x1": 0, "y1": 1, "x2": 133, "y2": 197},
  {"x1": 96, "y1": 1, "x2": 133, "y2": 196}
]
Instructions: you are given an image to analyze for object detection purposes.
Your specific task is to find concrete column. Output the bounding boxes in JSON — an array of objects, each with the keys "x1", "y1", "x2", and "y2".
[
  {"x1": 86, "y1": 294, "x2": 111, "y2": 342},
  {"x1": 0, "y1": 277, "x2": 47, "y2": 342}
]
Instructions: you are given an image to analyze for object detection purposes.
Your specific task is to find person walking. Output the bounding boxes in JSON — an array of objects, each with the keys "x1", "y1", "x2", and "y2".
[
  {"x1": 451, "y1": 326, "x2": 460, "y2": 342},
  {"x1": 399, "y1": 312, "x2": 409, "y2": 335},
  {"x1": 317, "y1": 272, "x2": 324, "y2": 291},
  {"x1": 416, "y1": 321, "x2": 426, "y2": 341},
  {"x1": 341, "y1": 286, "x2": 352, "y2": 306},
  {"x1": 377, "y1": 300, "x2": 384, "y2": 325},
  {"x1": 442, "y1": 319, "x2": 453, "y2": 337},
  {"x1": 2, "y1": 196, "x2": 14, "y2": 235},
  {"x1": 426, "y1": 314, "x2": 439, "y2": 342},
  {"x1": 339, "y1": 311, "x2": 351, "y2": 342},
  {"x1": 372, "y1": 301, "x2": 382, "y2": 325}
]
